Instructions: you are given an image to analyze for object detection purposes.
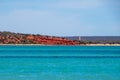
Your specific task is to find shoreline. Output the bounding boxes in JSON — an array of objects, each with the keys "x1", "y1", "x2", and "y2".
[
  {"x1": 0, "y1": 44, "x2": 120, "y2": 46},
  {"x1": 83, "y1": 44, "x2": 120, "y2": 46}
]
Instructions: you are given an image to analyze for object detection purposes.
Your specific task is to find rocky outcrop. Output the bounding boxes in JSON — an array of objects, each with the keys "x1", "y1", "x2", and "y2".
[{"x1": 0, "y1": 31, "x2": 80, "y2": 45}]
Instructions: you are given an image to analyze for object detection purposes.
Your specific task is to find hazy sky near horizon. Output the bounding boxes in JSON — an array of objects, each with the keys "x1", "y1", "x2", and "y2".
[{"x1": 0, "y1": 0, "x2": 120, "y2": 36}]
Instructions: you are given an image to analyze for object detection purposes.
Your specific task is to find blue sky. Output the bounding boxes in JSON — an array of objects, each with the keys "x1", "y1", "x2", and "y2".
[{"x1": 0, "y1": 0, "x2": 120, "y2": 36}]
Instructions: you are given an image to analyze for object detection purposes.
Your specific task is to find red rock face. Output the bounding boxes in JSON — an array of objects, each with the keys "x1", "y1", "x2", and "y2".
[
  {"x1": 0, "y1": 32, "x2": 80, "y2": 45},
  {"x1": 31, "y1": 35, "x2": 80, "y2": 45},
  {"x1": 0, "y1": 36, "x2": 2, "y2": 39},
  {"x1": 27, "y1": 35, "x2": 34, "y2": 40}
]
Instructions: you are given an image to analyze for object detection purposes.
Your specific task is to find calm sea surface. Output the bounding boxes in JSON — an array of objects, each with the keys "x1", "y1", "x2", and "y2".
[{"x1": 0, "y1": 45, "x2": 120, "y2": 80}]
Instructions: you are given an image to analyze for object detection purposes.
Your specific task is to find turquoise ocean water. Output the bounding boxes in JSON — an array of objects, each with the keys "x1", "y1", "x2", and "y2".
[{"x1": 0, "y1": 45, "x2": 120, "y2": 80}]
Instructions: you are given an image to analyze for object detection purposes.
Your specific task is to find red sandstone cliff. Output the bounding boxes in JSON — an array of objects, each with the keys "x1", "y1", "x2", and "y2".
[{"x1": 0, "y1": 31, "x2": 80, "y2": 45}]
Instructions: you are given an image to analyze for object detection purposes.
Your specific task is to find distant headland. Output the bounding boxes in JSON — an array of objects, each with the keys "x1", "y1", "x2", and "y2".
[
  {"x1": 0, "y1": 31, "x2": 120, "y2": 46},
  {"x1": 0, "y1": 31, "x2": 80, "y2": 45}
]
